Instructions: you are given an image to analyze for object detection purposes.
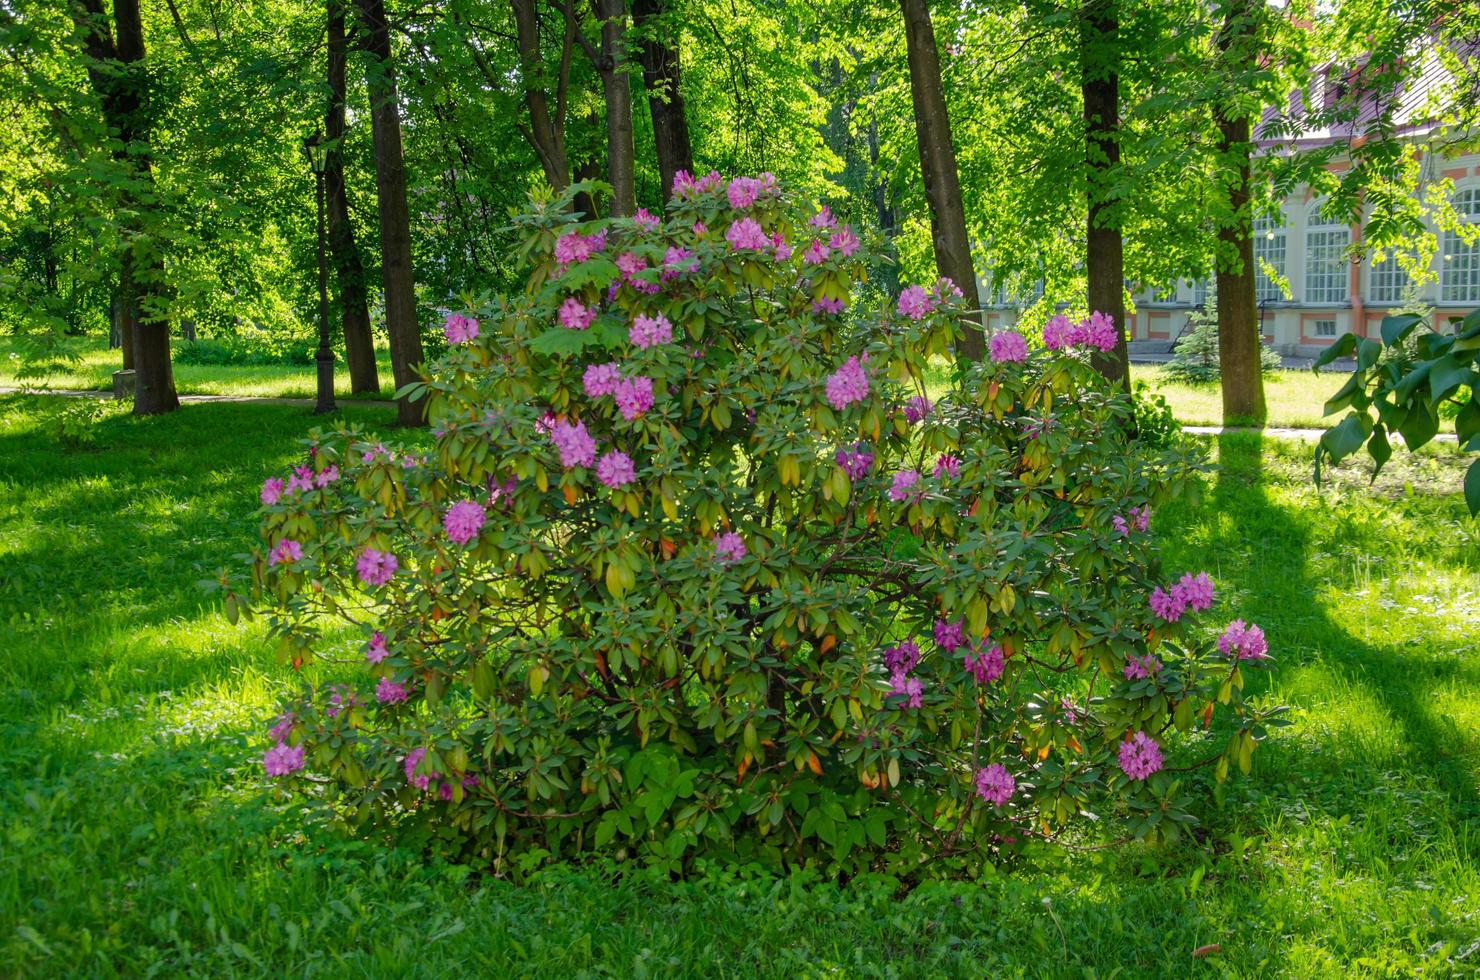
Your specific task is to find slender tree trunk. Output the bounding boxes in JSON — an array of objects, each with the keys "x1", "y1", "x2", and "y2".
[
  {"x1": 574, "y1": 150, "x2": 602, "y2": 220},
  {"x1": 593, "y1": 0, "x2": 637, "y2": 217},
  {"x1": 632, "y1": 0, "x2": 692, "y2": 201},
  {"x1": 355, "y1": 0, "x2": 425, "y2": 425},
  {"x1": 511, "y1": 0, "x2": 570, "y2": 192},
  {"x1": 326, "y1": 0, "x2": 379, "y2": 394},
  {"x1": 1214, "y1": 0, "x2": 1267, "y2": 425},
  {"x1": 72, "y1": 0, "x2": 178, "y2": 413},
  {"x1": 899, "y1": 0, "x2": 983, "y2": 361},
  {"x1": 1081, "y1": 0, "x2": 1130, "y2": 386}
]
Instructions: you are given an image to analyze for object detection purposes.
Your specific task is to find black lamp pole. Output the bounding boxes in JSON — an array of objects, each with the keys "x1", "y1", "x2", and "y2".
[{"x1": 302, "y1": 131, "x2": 336, "y2": 415}]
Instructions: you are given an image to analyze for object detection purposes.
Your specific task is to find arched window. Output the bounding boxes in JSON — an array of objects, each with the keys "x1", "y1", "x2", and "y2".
[
  {"x1": 1369, "y1": 253, "x2": 1410, "y2": 305},
  {"x1": 1254, "y1": 214, "x2": 1287, "y2": 302},
  {"x1": 1305, "y1": 204, "x2": 1350, "y2": 304},
  {"x1": 1442, "y1": 187, "x2": 1480, "y2": 303}
]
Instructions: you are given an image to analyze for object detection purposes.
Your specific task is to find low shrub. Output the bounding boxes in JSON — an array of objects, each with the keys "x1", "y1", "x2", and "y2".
[
  {"x1": 1163, "y1": 289, "x2": 1282, "y2": 385},
  {"x1": 240, "y1": 176, "x2": 1284, "y2": 877},
  {"x1": 174, "y1": 332, "x2": 319, "y2": 367}
]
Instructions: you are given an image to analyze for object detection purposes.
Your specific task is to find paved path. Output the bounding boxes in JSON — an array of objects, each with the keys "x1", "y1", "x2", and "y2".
[{"x1": 2, "y1": 386, "x2": 1460, "y2": 444}]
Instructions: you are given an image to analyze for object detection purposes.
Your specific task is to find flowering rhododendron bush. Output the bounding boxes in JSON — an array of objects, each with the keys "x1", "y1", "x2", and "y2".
[{"x1": 244, "y1": 176, "x2": 1286, "y2": 875}]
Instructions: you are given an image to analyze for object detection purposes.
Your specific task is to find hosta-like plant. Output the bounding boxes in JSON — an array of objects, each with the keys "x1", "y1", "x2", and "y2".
[{"x1": 241, "y1": 176, "x2": 1284, "y2": 875}]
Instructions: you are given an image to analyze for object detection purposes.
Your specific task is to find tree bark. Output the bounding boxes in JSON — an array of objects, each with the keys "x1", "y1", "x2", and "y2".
[
  {"x1": 326, "y1": 0, "x2": 380, "y2": 394},
  {"x1": 72, "y1": 0, "x2": 178, "y2": 413},
  {"x1": 511, "y1": 0, "x2": 571, "y2": 192},
  {"x1": 1081, "y1": 0, "x2": 1130, "y2": 386},
  {"x1": 1214, "y1": 0, "x2": 1267, "y2": 425},
  {"x1": 592, "y1": 0, "x2": 637, "y2": 217},
  {"x1": 355, "y1": 0, "x2": 426, "y2": 425},
  {"x1": 899, "y1": 0, "x2": 983, "y2": 361},
  {"x1": 632, "y1": 0, "x2": 692, "y2": 202}
]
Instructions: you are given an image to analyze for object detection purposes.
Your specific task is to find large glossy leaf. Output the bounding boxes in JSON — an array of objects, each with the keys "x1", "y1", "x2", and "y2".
[
  {"x1": 1319, "y1": 411, "x2": 1369, "y2": 463},
  {"x1": 1380, "y1": 313, "x2": 1424, "y2": 346},
  {"x1": 1467, "y1": 458, "x2": 1480, "y2": 518},
  {"x1": 528, "y1": 327, "x2": 593, "y2": 357},
  {"x1": 1313, "y1": 332, "x2": 1358, "y2": 369}
]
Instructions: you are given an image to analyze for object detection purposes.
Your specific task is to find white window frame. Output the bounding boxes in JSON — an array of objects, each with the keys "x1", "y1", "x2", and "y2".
[
  {"x1": 1368, "y1": 253, "x2": 1410, "y2": 305},
  {"x1": 1313, "y1": 317, "x2": 1338, "y2": 338},
  {"x1": 1254, "y1": 214, "x2": 1287, "y2": 303},
  {"x1": 1442, "y1": 186, "x2": 1480, "y2": 304},
  {"x1": 1305, "y1": 204, "x2": 1351, "y2": 305}
]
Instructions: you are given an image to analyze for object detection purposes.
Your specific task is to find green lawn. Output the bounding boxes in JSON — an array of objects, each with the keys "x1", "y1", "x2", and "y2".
[
  {"x1": 1, "y1": 394, "x2": 1477, "y2": 976},
  {"x1": 1138, "y1": 366, "x2": 1339, "y2": 429}
]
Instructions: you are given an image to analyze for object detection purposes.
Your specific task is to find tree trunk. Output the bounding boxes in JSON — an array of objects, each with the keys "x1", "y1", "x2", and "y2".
[
  {"x1": 327, "y1": 0, "x2": 380, "y2": 394},
  {"x1": 355, "y1": 0, "x2": 426, "y2": 425},
  {"x1": 593, "y1": 0, "x2": 637, "y2": 217},
  {"x1": 511, "y1": 0, "x2": 570, "y2": 192},
  {"x1": 1214, "y1": 0, "x2": 1267, "y2": 425},
  {"x1": 574, "y1": 150, "x2": 602, "y2": 220},
  {"x1": 1081, "y1": 0, "x2": 1130, "y2": 386},
  {"x1": 72, "y1": 0, "x2": 177, "y2": 413},
  {"x1": 899, "y1": 0, "x2": 983, "y2": 361},
  {"x1": 632, "y1": 0, "x2": 692, "y2": 201}
]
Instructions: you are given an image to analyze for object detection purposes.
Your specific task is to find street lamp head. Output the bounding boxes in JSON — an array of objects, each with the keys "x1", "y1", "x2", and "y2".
[{"x1": 302, "y1": 131, "x2": 329, "y2": 174}]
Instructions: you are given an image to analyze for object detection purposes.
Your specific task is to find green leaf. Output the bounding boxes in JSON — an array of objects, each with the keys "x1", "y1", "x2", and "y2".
[
  {"x1": 1427, "y1": 355, "x2": 1474, "y2": 409},
  {"x1": 1467, "y1": 459, "x2": 1480, "y2": 518},
  {"x1": 528, "y1": 327, "x2": 593, "y2": 357},
  {"x1": 1318, "y1": 412, "x2": 1369, "y2": 463},
  {"x1": 1313, "y1": 333, "x2": 1357, "y2": 369},
  {"x1": 1397, "y1": 403, "x2": 1438, "y2": 450},
  {"x1": 1380, "y1": 313, "x2": 1424, "y2": 346},
  {"x1": 1366, "y1": 423, "x2": 1391, "y2": 480}
]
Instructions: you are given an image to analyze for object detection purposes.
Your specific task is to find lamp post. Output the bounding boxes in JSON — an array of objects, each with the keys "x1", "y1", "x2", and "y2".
[{"x1": 301, "y1": 131, "x2": 336, "y2": 415}]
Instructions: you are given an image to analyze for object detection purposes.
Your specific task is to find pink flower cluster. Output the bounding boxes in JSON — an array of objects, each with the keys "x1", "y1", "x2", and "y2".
[
  {"x1": 554, "y1": 229, "x2": 607, "y2": 268},
  {"x1": 1123, "y1": 653, "x2": 1162, "y2": 680},
  {"x1": 812, "y1": 296, "x2": 845, "y2": 315},
  {"x1": 444, "y1": 500, "x2": 487, "y2": 545},
  {"x1": 904, "y1": 395, "x2": 932, "y2": 424},
  {"x1": 584, "y1": 363, "x2": 621, "y2": 399},
  {"x1": 726, "y1": 217, "x2": 769, "y2": 251},
  {"x1": 1217, "y1": 619, "x2": 1269, "y2": 660},
  {"x1": 835, "y1": 444, "x2": 873, "y2": 481},
  {"x1": 883, "y1": 640, "x2": 924, "y2": 707},
  {"x1": 1112, "y1": 505, "x2": 1151, "y2": 537},
  {"x1": 596, "y1": 450, "x2": 636, "y2": 488},
  {"x1": 269, "y1": 539, "x2": 302, "y2": 566},
  {"x1": 964, "y1": 643, "x2": 1005, "y2": 684},
  {"x1": 263, "y1": 740, "x2": 305, "y2": 777},
  {"x1": 1149, "y1": 572, "x2": 1214, "y2": 623},
  {"x1": 550, "y1": 419, "x2": 597, "y2": 468},
  {"x1": 974, "y1": 763, "x2": 1016, "y2": 807},
  {"x1": 727, "y1": 176, "x2": 764, "y2": 209},
  {"x1": 633, "y1": 207, "x2": 661, "y2": 232},
  {"x1": 897, "y1": 285, "x2": 934, "y2": 320},
  {"x1": 357, "y1": 547, "x2": 399, "y2": 586},
  {"x1": 559, "y1": 297, "x2": 595, "y2": 330},
  {"x1": 888, "y1": 469, "x2": 922, "y2": 503},
  {"x1": 444, "y1": 313, "x2": 480, "y2": 344},
  {"x1": 713, "y1": 531, "x2": 746, "y2": 564},
  {"x1": 989, "y1": 330, "x2": 1028, "y2": 363},
  {"x1": 630, "y1": 313, "x2": 673, "y2": 349},
  {"x1": 613, "y1": 376, "x2": 655, "y2": 420},
  {"x1": 616, "y1": 251, "x2": 657, "y2": 294},
  {"x1": 825, "y1": 356, "x2": 869, "y2": 410},
  {"x1": 367, "y1": 631, "x2": 390, "y2": 664},
  {"x1": 933, "y1": 618, "x2": 966, "y2": 652},
  {"x1": 663, "y1": 246, "x2": 697, "y2": 280},
  {"x1": 404, "y1": 747, "x2": 439, "y2": 790},
  {"x1": 1118, "y1": 731, "x2": 1164, "y2": 780},
  {"x1": 933, "y1": 454, "x2": 960, "y2": 480},
  {"x1": 804, "y1": 239, "x2": 830, "y2": 265},
  {"x1": 672, "y1": 169, "x2": 724, "y2": 199},
  {"x1": 1042, "y1": 310, "x2": 1117, "y2": 352},
  {"x1": 376, "y1": 676, "x2": 408, "y2": 704}
]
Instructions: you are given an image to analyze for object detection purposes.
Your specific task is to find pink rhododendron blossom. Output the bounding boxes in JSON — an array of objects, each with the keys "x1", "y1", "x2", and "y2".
[
  {"x1": 1149, "y1": 587, "x2": 1182, "y2": 622},
  {"x1": 1043, "y1": 311, "x2": 1118, "y2": 352},
  {"x1": 555, "y1": 230, "x2": 605, "y2": 267},
  {"x1": 933, "y1": 277, "x2": 963, "y2": 300},
  {"x1": 830, "y1": 226, "x2": 859, "y2": 257},
  {"x1": 889, "y1": 668, "x2": 923, "y2": 708},
  {"x1": 727, "y1": 176, "x2": 763, "y2": 209},
  {"x1": 268, "y1": 712, "x2": 294, "y2": 743},
  {"x1": 989, "y1": 330, "x2": 1028, "y2": 363},
  {"x1": 403, "y1": 747, "x2": 438, "y2": 790},
  {"x1": 904, "y1": 395, "x2": 932, "y2": 424},
  {"x1": 933, "y1": 454, "x2": 961, "y2": 480},
  {"x1": 444, "y1": 500, "x2": 487, "y2": 545},
  {"x1": 314, "y1": 465, "x2": 338, "y2": 488},
  {"x1": 835, "y1": 444, "x2": 873, "y2": 480},
  {"x1": 672, "y1": 169, "x2": 697, "y2": 198},
  {"x1": 444, "y1": 313, "x2": 480, "y2": 344},
  {"x1": 714, "y1": 531, "x2": 747, "y2": 564},
  {"x1": 897, "y1": 285, "x2": 933, "y2": 320},
  {"x1": 263, "y1": 741, "x2": 305, "y2": 777},
  {"x1": 964, "y1": 643, "x2": 1005, "y2": 684},
  {"x1": 367, "y1": 631, "x2": 390, "y2": 664},
  {"x1": 559, "y1": 297, "x2": 594, "y2": 330},
  {"x1": 583, "y1": 362, "x2": 622, "y2": 398},
  {"x1": 1217, "y1": 619, "x2": 1269, "y2": 660},
  {"x1": 1118, "y1": 731, "x2": 1164, "y2": 780},
  {"x1": 326, "y1": 686, "x2": 354, "y2": 718},
  {"x1": 261, "y1": 477, "x2": 285, "y2": 505},
  {"x1": 614, "y1": 376, "x2": 655, "y2": 420},
  {"x1": 810, "y1": 205, "x2": 836, "y2": 229},
  {"x1": 888, "y1": 469, "x2": 922, "y2": 503},
  {"x1": 1123, "y1": 653, "x2": 1162, "y2": 680},
  {"x1": 550, "y1": 420, "x2": 597, "y2": 469},
  {"x1": 1178, "y1": 572, "x2": 1215, "y2": 612},
  {"x1": 361, "y1": 442, "x2": 388, "y2": 463},
  {"x1": 633, "y1": 207, "x2": 661, "y2": 231},
  {"x1": 1132, "y1": 506, "x2": 1150, "y2": 532},
  {"x1": 726, "y1": 217, "x2": 769, "y2": 251},
  {"x1": 630, "y1": 313, "x2": 673, "y2": 349},
  {"x1": 596, "y1": 450, "x2": 636, "y2": 488},
  {"x1": 934, "y1": 619, "x2": 966, "y2": 652},
  {"x1": 269, "y1": 539, "x2": 303, "y2": 566},
  {"x1": 974, "y1": 764, "x2": 1015, "y2": 807},
  {"x1": 1112, "y1": 515, "x2": 1129, "y2": 537},
  {"x1": 692, "y1": 221, "x2": 707, "y2": 236},
  {"x1": 812, "y1": 296, "x2": 845, "y2": 314},
  {"x1": 1084, "y1": 310, "x2": 1118, "y2": 351},
  {"x1": 357, "y1": 548, "x2": 398, "y2": 586},
  {"x1": 825, "y1": 356, "x2": 869, "y2": 410},
  {"x1": 771, "y1": 232, "x2": 792, "y2": 262},
  {"x1": 804, "y1": 239, "x2": 830, "y2": 265},
  {"x1": 1042, "y1": 314, "x2": 1075, "y2": 350},
  {"x1": 287, "y1": 465, "x2": 315, "y2": 494},
  {"x1": 662, "y1": 246, "x2": 697, "y2": 280},
  {"x1": 375, "y1": 676, "x2": 408, "y2": 704},
  {"x1": 616, "y1": 251, "x2": 647, "y2": 280},
  {"x1": 884, "y1": 639, "x2": 921, "y2": 674}
]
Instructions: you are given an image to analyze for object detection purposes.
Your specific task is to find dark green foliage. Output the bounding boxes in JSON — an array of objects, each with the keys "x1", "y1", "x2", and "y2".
[
  {"x1": 1131, "y1": 381, "x2": 1182, "y2": 448},
  {"x1": 1163, "y1": 290, "x2": 1281, "y2": 386}
]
